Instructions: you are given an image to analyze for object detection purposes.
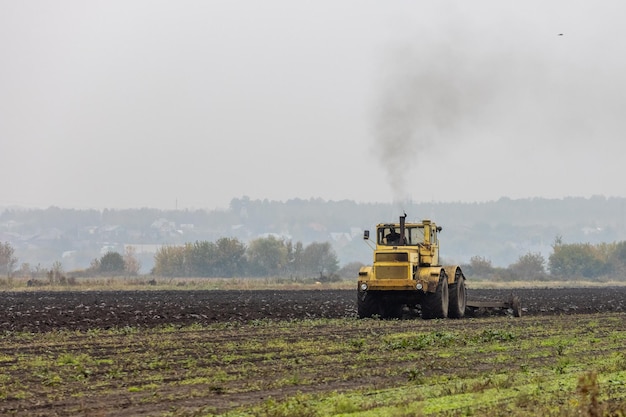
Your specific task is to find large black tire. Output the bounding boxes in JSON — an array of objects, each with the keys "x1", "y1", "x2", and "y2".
[
  {"x1": 448, "y1": 276, "x2": 467, "y2": 318},
  {"x1": 421, "y1": 272, "x2": 449, "y2": 319},
  {"x1": 357, "y1": 291, "x2": 382, "y2": 318},
  {"x1": 379, "y1": 298, "x2": 404, "y2": 319}
]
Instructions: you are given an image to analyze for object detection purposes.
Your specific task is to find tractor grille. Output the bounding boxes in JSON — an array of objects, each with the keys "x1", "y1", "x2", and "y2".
[
  {"x1": 375, "y1": 265, "x2": 409, "y2": 279},
  {"x1": 376, "y1": 252, "x2": 408, "y2": 262}
]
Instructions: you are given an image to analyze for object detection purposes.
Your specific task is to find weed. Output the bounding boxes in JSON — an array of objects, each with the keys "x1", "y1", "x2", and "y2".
[
  {"x1": 514, "y1": 392, "x2": 541, "y2": 409},
  {"x1": 0, "y1": 355, "x2": 15, "y2": 364},
  {"x1": 386, "y1": 331, "x2": 456, "y2": 350},
  {"x1": 577, "y1": 371, "x2": 603, "y2": 417},
  {"x1": 616, "y1": 353, "x2": 626, "y2": 371},
  {"x1": 554, "y1": 357, "x2": 571, "y2": 374},
  {"x1": 258, "y1": 393, "x2": 318, "y2": 417},
  {"x1": 57, "y1": 353, "x2": 81, "y2": 366},
  {"x1": 475, "y1": 328, "x2": 517, "y2": 342},
  {"x1": 349, "y1": 338, "x2": 365, "y2": 349},
  {"x1": 405, "y1": 367, "x2": 424, "y2": 384},
  {"x1": 330, "y1": 394, "x2": 360, "y2": 414},
  {"x1": 105, "y1": 366, "x2": 127, "y2": 379},
  {"x1": 40, "y1": 373, "x2": 63, "y2": 386},
  {"x1": 250, "y1": 319, "x2": 274, "y2": 327},
  {"x1": 284, "y1": 371, "x2": 305, "y2": 386},
  {"x1": 470, "y1": 376, "x2": 495, "y2": 392},
  {"x1": 86, "y1": 328, "x2": 102, "y2": 338},
  {"x1": 554, "y1": 340, "x2": 569, "y2": 356},
  {"x1": 119, "y1": 326, "x2": 138, "y2": 335}
]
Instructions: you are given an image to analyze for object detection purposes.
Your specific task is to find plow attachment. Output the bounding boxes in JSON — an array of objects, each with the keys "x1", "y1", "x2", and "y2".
[{"x1": 466, "y1": 294, "x2": 522, "y2": 317}]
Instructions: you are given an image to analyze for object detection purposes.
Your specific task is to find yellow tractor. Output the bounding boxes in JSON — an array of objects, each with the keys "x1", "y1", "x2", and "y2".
[
  {"x1": 357, "y1": 214, "x2": 467, "y2": 319},
  {"x1": 358, "y1": 214, "x2": 521, "y2": 319}
]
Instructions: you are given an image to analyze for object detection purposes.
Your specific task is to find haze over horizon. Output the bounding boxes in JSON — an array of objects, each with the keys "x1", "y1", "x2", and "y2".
[{"x1": 2, "y1": 2, "x2": 625, "y2": 211}]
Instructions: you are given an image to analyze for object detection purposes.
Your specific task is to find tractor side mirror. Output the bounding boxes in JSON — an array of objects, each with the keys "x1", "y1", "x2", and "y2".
[{"x1": 363, "y1": 230, "x2": 370, "y2": 240}]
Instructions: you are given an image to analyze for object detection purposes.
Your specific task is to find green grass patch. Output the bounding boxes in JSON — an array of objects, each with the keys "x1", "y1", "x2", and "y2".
[{"x1": 1, "y1": 314, "x2": 626, "y2": 416}]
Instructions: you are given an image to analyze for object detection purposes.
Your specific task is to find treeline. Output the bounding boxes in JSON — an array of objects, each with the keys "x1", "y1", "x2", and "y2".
[
  {"x1": 152, "y1": 236, "x2": 340, "y2": 280},
  {"x1": 549, "y1": 239, "x2": 626, "y2": 279},
  {"x1": 464, "y1": 239, "x2": 626, "y2": 281},
  {"x1": 4, "y1": 237, "x2": 626, "y2": 283},
  {"x1": 1, "y1": 237, "x2": 342, "y2": 281}
]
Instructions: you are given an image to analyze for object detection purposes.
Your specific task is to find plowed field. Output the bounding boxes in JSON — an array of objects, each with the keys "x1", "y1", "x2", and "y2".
[
  {"x1": 1, "y1": 288, "x2": 625, "y2": 416},
  {"x1": 2, "y1": 287, "x2": 625, "y2": 332}
]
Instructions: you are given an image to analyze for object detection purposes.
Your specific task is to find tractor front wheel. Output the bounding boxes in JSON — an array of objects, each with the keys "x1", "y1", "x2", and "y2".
[{"x1": 357, "y1": 291, "x2": 382, "y2": 318}]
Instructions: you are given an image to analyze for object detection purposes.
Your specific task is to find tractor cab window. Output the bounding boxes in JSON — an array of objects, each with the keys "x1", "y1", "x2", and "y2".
[
  {"x1": 378, "y1": 226, "x2": 425, "y2": 246},
  {"x1": 379, "y1": 227, "x2": 401, "y2": 245},
  {"x1": 406, "y1": 227, "x2": 423, "y2": 245}
]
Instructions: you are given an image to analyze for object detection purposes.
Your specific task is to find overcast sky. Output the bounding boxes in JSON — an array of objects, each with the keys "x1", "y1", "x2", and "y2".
[{"x1": 1, "y1": 1, "x2": 625, "y2": 210}]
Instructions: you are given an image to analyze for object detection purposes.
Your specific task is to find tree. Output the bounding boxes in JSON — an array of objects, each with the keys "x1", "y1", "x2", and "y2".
[
  {"x1": 123, "y1": 246, "x2": 142, "y2": 276},
  {"x1": 246, "y1": 236, "x2": 288, "y2": 277},
  {"x1": 151, "y1": 238, "x2": 247, "y2": 277},
  {"x1": 285, "y1": 240, "x2": 304, "y2": 277},
  {"x1": 607, "y1": 241, "x2": 626, "y2": 275},
  {"x1": 614, "y1": 241, "x2": 626, "y2": 263},
  {"x1": 0, "y1": 242, "x2": 18, "y2": 278},
  {"x1": 99, "y1": 251, "x2": 125, "y2": 275},
  {"x1": 508, "y1": 252, "x2": 547, "y2": 281},
  {"x1": 88, "y1": 258, "x2": 101, "y2": 276},
  {"x1": 548, "y1": 243, "x2": 609, "y2": 279},
  {"x1": 463, "y1": 256, "x2": 494, "y2": 278},
  {"x1": 301, "y1": 242, "x2": 339, "y2": 279},
  {"x1": 186, "y1": 241, "x2": 217, "y2": 276},
  {"x1": 48, "y1": 261, "x2": 65, "y2": 285},
  {"x1": 153, "y1": 246, "x2": 186, "y2": 277},
  {"x1": 214, "y1": 237, "x2": 246, "y2": 277}
]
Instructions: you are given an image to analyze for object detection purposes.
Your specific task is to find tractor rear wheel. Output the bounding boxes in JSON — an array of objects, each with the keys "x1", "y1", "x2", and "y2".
[
  {"x1": 357, "y1": 291, "x2": 382, "y2": 318},
  {"x1": 421, "y1": 272, "x2": 449, "y2": 319},
  {"x1": 448, "y1": 277, "x2": 467, "y2": 318}
]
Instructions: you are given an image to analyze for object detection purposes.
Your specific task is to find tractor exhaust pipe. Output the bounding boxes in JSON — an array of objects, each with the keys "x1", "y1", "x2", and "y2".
[{"x1": 399, "y1": 213, "x2": 406, "y2": 246}]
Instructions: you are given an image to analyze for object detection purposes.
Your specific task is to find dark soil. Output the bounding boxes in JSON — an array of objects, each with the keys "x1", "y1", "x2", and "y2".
[{"x1": 2, "y1": 287, "x2": 625, "y2": 332}]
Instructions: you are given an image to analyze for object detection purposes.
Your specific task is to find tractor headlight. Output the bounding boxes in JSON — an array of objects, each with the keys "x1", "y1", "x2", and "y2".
[
  {"x1": 416, "y1": 283, "x2": 423, "y2": 290},
  {"x1": 360, "y1": 283, "x2": 368, "y2": 291}
]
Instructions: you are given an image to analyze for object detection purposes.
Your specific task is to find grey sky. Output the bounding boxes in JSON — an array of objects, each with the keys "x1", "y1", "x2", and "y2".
[{"x1": 1, "y1": 1, "x2": 625, "y2": 210}]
